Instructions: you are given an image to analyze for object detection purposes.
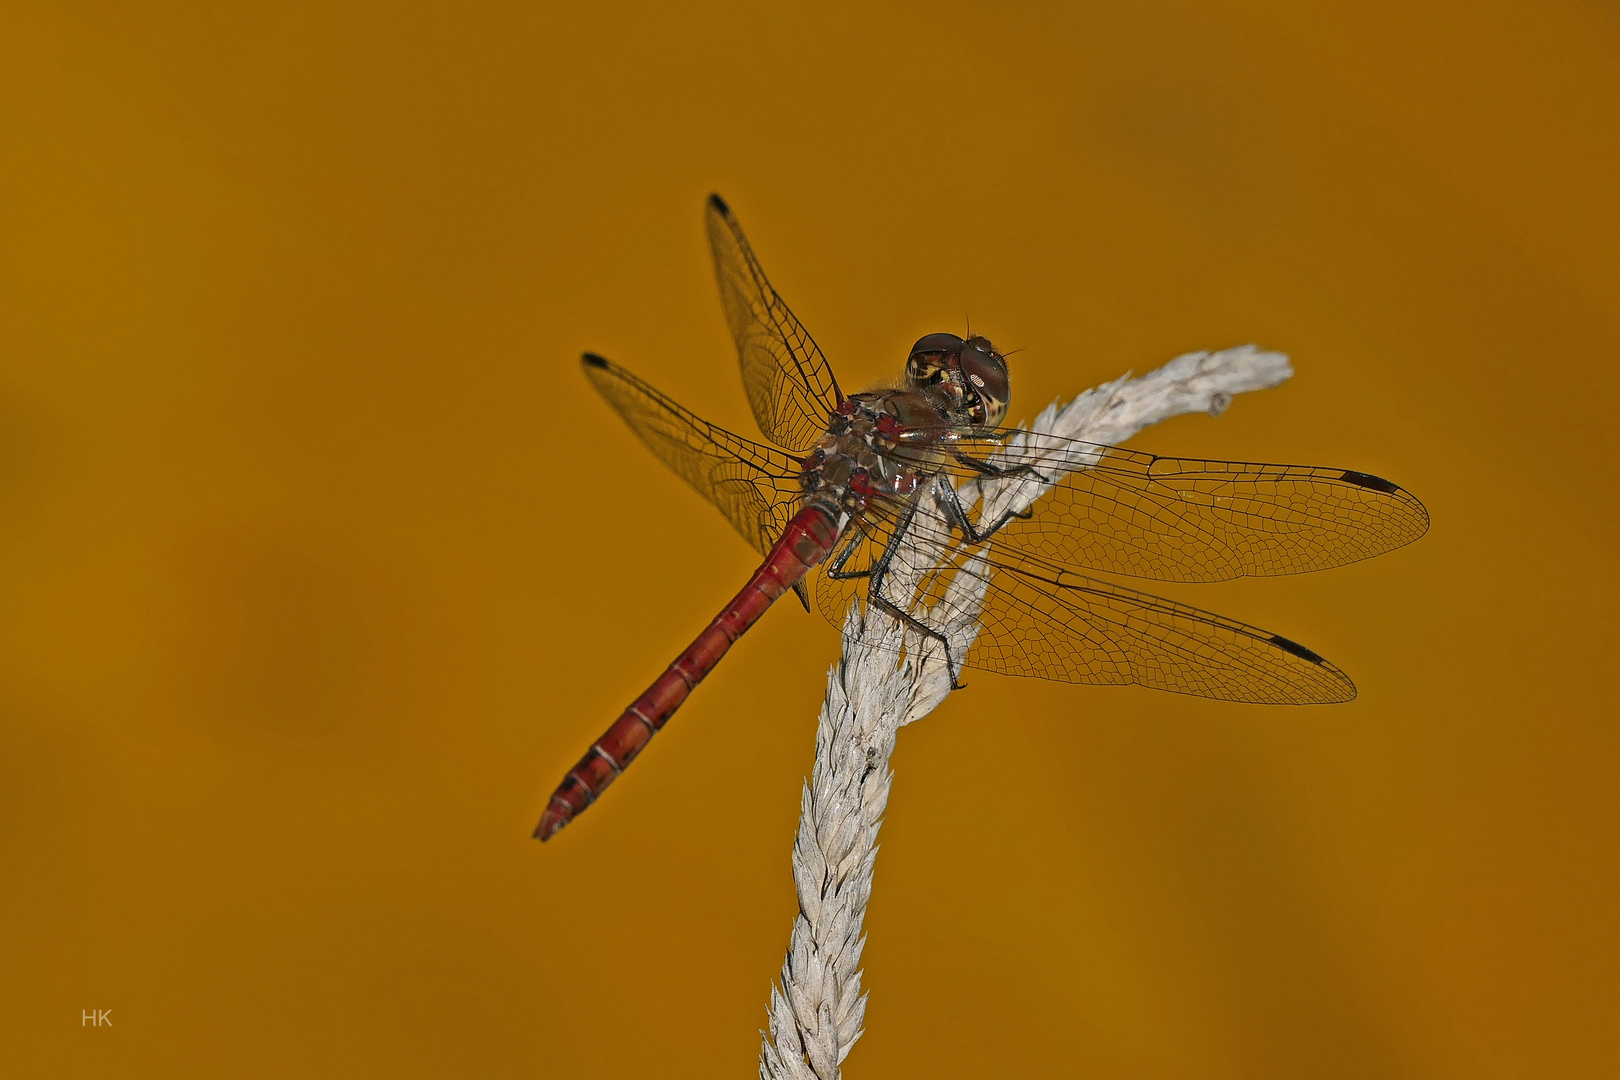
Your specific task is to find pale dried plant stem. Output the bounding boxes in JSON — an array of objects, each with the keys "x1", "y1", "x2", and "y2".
[{"x1": 758, "y1": 345, "x2": 1294, "y2": 1080}]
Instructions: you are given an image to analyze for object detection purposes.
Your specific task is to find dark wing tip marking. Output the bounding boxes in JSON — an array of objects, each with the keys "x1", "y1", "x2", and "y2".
[
  {"x1": 1269, "y1": 634, "x2": 1326, "y2": 665},
  {"x1": 582, "y1": 352, "x2": 609, "y2": 369},
  {"x1": 1339, "y1": 469, "x2": 1401, "y2": 494},
  {"x1": 707, "y1": 193, "x2": 731, "y2": 215}
]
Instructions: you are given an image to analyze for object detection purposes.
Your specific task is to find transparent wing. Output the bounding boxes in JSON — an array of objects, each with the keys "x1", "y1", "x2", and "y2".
[
  {"x1": 931, "y1": 431, "x2": 1429, "y2": 582},
  {"x1": 582, "y1": 353, "x2": 804, "y2": 559},
  {"x1": 706, "y1": 194, "x2": 843, "y2": 451},
  {"x1": 809, "y1": 499, "x2": 1356, "y2": 704}
]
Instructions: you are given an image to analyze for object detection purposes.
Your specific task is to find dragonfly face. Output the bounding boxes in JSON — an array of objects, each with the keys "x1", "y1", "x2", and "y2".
[{"x1": 905, "y1": 332, "x2": 1011, "y2": 428}]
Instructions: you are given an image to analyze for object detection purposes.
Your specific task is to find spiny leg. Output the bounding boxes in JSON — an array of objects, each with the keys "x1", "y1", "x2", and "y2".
[
  {"x1": 936, "y1": 472, "x2": 1036, "y2": 546},
  {"x1": 941, "y1": 454, "x2": 1054, "y2": 542},
  {"x1": 824, "y1": 526, "x2": 873, "y2": 582},
  {"x1": 953, "y1": 452, "x2": 1049, "y2": 484},
  {"x1": 864, "y1": 495, "x2": 968, "y2": 689},
  {"x1": 867, "y1": 590, "x2": 967, "y2": 690}
]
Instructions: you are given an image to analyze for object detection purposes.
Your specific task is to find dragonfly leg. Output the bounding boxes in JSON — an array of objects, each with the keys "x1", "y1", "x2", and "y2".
[
  {"x1": 936, "y1": 475, "x2": 1030, "y2": 546},
  {"x1": 867, "y1": 589, "x2": 966, "y2": 690},
  {"x1": 865, "y1": 495, "x2": 967, "y2": 689},
  {"x1": 953, "y1": 452, "x2": 1049, "y2": 484},
  {"x1": 824, "y1": 527, "x2": 873, "y2": 581}
]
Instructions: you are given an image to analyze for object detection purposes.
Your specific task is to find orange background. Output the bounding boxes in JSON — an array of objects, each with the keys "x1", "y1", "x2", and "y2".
[{"x1": 3, "y1": 2, "x2": 1616, "y2": 1076}]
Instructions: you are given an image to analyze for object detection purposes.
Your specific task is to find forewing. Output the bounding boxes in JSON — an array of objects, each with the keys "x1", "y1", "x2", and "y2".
[
  {"x1": 582, "y1": 353, "x2": 804, "y2": 559},
  {"x1": 942, "y1": 433, "x2": 1429, "y2": 582},
  {"x1": 706, "y1": 194, "x2": 842, "y2": 451}
]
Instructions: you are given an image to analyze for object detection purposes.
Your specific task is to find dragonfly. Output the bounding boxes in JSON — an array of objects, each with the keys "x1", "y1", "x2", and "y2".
[{"x1": 535, "y1": 195, "x2": 1428, "y2": 841}]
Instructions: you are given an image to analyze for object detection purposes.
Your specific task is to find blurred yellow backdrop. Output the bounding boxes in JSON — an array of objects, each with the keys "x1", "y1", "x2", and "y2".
[{"x1": 2, "y1": 1, "x2": 1615, "y2": 1076}]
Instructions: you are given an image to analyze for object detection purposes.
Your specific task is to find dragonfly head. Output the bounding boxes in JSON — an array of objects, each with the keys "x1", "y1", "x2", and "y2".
[{"x1": 905, "y1": 332, "x2": 1009, "y2": 428}]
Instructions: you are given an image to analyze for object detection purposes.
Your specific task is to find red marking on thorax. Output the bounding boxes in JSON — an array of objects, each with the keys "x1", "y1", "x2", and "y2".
[{"x1": 848, "y1": 471, "x2": 874, "y2": 507}]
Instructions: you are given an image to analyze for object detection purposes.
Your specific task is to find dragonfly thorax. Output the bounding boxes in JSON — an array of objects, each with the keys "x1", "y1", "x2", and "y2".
[{"x1": 799, "y1": 393, "x2": 942, "y2": 516}]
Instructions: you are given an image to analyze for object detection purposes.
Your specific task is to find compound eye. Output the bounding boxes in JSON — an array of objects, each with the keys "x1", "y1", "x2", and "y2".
[
  {"x1": 960, "y1": 340, "x2": 994, "y2": 372},
  {"x1": 906, "y1": 332, "x2": 967, "y2": 392},
  {"x1": 959, "y1": 340, "x2": 1010, "y2": 427},
  {"x1": 908, "y1": 332, "x2": 965, "y2": 360}
]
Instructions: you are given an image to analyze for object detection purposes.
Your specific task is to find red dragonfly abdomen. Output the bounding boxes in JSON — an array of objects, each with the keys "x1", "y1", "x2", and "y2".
[{"x1": 535, "y1": 504, "x2": 843, "y2": 840}]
